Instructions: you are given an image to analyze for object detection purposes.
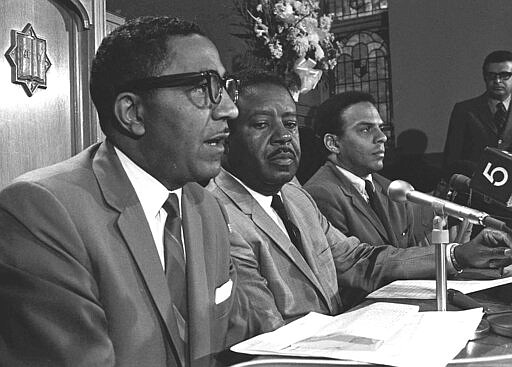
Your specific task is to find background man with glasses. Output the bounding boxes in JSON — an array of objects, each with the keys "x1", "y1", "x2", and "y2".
[
  {"x1": 0, "y1": 16, "x2": 246, "y2": 366},
  {"x1": 443, "y1": 50, "x2": 512, "y2": 236},
  {"x1": 444, "y1": 50, "x2": 512, "y2": 174}
]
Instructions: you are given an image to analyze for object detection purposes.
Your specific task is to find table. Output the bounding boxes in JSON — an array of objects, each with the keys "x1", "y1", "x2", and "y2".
[{"x1": 231, "y1": 283, "x2": 512, "y2": 366}]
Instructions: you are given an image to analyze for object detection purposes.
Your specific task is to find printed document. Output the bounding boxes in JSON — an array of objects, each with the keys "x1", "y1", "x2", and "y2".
[
  {"x1": 367, "y1": 277, "x2": 512, "y2": 299},
  {"x1": 231, "y1": 302, "x2": 483, "y2": 367}
]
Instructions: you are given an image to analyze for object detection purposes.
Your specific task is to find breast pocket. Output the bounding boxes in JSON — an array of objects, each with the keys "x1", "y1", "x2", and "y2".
[{"x1": 214, "y1": 278, "x2": 234, "y2": 319}]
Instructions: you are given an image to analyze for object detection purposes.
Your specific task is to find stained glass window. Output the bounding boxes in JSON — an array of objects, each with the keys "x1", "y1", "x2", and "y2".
[
  {"x1": 325, "y1": 0, "x2": 388, "y2": 20},
  {"x1": 335, "y1": 31, "x2": 391, "y2": 126}
]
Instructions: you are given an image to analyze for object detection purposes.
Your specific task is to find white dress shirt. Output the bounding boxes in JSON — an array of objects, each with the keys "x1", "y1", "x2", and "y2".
[
  {"x1": 226, "y1": 171, "x2": 290, "y2": 240},
  {"x1": 334, "y1": 162, "x2": 457, "y2": 271},
  {"x1": 335, "y1": 165, "x2": 372, "y2": 202},
  {"x1": 115, "y1": 147, "x2": 182, "y2": 270},
  {"x1": 488, "y1": 94, "x2": 511, "y2": 114}
]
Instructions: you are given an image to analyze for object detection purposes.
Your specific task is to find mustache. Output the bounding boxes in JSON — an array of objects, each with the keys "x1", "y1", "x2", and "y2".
[{"x1": 268, "y1": 145, "x2": 297, "y2": 159}]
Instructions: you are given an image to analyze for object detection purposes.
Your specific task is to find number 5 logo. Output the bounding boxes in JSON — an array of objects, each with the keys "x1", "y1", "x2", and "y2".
[{"x1": 483, "y1": 162, "x2": 508, "y2": 186}]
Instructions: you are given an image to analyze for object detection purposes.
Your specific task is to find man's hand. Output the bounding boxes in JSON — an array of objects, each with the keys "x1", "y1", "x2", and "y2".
[{"x1": 455, "y1": 229, "x2": 512, "y2": 269}]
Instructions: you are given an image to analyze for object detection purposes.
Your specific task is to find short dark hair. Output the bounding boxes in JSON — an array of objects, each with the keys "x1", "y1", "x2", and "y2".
[
  {"x1": 482, "y1": 50, "x2": 512, "y2": 72},
  {"x1": 314, "y1": 91, "x2": 376, "y2": 158},
  {"x1": 228, "y1": 69, "x2": 293, "y2": 131},
  {"x1": 237, "y1": 69, "x2": 290, "y2": 95},
  {"x1": 314, "y1": 91, "x2": 376, "y2": 139},
  {"x1": 90, "y1": 16, "x2": 204, "y2": 134}
]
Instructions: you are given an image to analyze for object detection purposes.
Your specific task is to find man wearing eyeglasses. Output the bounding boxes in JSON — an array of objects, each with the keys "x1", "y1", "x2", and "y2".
[
  {"x1": 208, "y1": 70, "x2": 512, "y2": 341},
  {"x1": 0, "y1": 16, "x2": 245, "y2": 367},
  {"x1": 444, "y1": 50, "x2": 512, "y2": 174},
  {"x1": 443, "y1": 50, "x2": 512, "y2": 237}
]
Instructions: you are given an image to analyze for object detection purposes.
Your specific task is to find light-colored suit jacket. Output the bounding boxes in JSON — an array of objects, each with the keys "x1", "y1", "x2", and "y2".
[
  {"x1": 304, "y1": 159, "x2": 418, "y2": 248},
  {"x1": 208, "y1": 168, "x2": 436, "y2": 339},
  {"x1": 0, "y1": 141, "x2": 239, "y2": 367}
]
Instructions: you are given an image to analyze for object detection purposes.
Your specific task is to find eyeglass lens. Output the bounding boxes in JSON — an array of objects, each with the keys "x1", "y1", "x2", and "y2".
[
  {"x1": 486, "y1": 72, "x2": 512, "y2": 81},
  {"x1": 210, "y1": 73, "x2": 238, "y2": 104}
]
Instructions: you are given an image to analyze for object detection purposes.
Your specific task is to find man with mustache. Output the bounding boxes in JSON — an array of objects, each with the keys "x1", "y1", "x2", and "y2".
[
  {"x1": 208, "y1": 70, "x2": 512, "y2": 339},
  {"x1": 0, "y1": 16, "x2": 245, "y2": 366},
  {"x1": 304, "y1": 91, "x2": 424, "y2": 249}
]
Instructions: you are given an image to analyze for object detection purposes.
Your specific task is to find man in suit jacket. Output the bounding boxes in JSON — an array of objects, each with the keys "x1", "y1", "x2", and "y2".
[
  {"x1": 0, "y1": 17, "x2": 244, "y2": 366},
  {"x1": 443, "y1": 50, "x2": 512, "y2": 234},
  {"x1": 208, "y1": 71, "x2": 512, "y2": 340},
  {"x1": 304, "y1": 91, "x2": 424, "y2": 249},
  {"x1": 444, "y1": 50, "x2": 512, "y2": 174}
]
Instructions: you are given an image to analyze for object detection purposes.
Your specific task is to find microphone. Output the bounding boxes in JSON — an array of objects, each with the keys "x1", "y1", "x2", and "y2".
[
  {"x1": 470, "y1": 147, "x2": 512, "y2": 208},
  {"x1": 449, "y1": 174, "x2": 471, "y2": 192},
  {"x1": 388, "y1": 180, "x2": 511, "y2": 233},
  {"x1": 449, "y1": 173, "x2": 512, "y2": 211}
]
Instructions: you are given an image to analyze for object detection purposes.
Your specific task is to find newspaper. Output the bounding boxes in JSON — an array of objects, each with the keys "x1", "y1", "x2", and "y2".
[
  {"x1": 231, "y1": 302, "x2": 483, "y2": 367},
  {"x1": 367, "y1": 276, "x2": 512, "y2": 299}
]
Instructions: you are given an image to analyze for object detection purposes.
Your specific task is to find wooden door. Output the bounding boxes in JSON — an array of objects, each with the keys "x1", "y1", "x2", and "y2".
[{"x1": 0, "y1": 0, "x2": 105, "y2": 188}]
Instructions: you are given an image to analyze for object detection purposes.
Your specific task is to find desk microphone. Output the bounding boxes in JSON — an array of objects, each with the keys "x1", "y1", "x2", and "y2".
[
  {"x1": 388, "y1": 180, "x2": 511, "y2": 233},
  {"x1": 470, "y1": 147, "x2": 512, "y2": 208},
  {"x1": 450, "y1": 173, "x2": 512, "y2": 211}
]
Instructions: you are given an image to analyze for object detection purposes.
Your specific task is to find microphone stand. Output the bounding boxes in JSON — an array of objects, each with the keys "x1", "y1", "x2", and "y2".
[{"x1": 431, "y1": 203, "x2": 449, "y2": 311}]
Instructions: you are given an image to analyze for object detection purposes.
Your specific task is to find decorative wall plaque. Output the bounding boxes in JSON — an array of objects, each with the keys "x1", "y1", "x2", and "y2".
[{"x1": 5, "y1": 23, "x2": 52, "y2": 96}]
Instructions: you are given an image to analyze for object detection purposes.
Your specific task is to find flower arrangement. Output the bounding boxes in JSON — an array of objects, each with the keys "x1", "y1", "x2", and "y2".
[{"x1": 236, "y1": 0, "x2": 338, "y2": 95}]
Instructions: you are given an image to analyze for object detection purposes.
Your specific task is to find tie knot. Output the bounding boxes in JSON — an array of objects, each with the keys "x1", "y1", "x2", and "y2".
[
  {"x1": 497, "y1": 102, "x2": 507, "y2": 113},
  {"x1": 271, "y1": 194, "x2": 285, "y2": 212},
  {"x1": 164, "y1": 193, "x2": 180, "y2": 218},
  {"x1": 364, "y1": 180, "x2": 374, "y2": 195}
]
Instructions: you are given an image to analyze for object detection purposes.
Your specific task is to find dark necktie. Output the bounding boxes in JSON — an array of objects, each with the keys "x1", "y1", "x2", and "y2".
[
  {"x1": 495, "y1": 102, "x2": 507, "y2": 135},
  {"x1": 364, "y1": 180, "x2": 394, "y2": 241},
  {"x1": 163, "y1": 193, "x2": 188, "y2": 356},
  {"x1": 271, "y1": 194, "x2": 305, "y2": 258}
]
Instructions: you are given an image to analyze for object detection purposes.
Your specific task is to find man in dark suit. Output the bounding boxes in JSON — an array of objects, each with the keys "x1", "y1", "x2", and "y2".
[
  {"x1": 304, "y1": 91, "x2": 425, "y2": 249},
  {"x1": 444, "y1": 50, "x2": 512, "y2": 173},
  {"x1": 443, "y1": 50, "x2": 512, "y2": 234},
  {"x1": 0, "y1": 17, "x2": 244, "y2": 366},
  {"x1": 208, "y1": 71, "x2": 512, "y2": 340}
]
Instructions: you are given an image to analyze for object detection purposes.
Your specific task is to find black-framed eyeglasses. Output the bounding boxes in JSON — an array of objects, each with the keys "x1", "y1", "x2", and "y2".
[
  {"x1": 118, "y1": 70, "x2": 239, "y2": 104},
  {"x1": 484, "y1": 71, "x2": 512, "y2": 81}
]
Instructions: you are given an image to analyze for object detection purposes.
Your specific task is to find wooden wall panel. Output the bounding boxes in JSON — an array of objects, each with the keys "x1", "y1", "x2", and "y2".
[{"x1": 0, "y1": 0, "x2": 104, "y2": 188}]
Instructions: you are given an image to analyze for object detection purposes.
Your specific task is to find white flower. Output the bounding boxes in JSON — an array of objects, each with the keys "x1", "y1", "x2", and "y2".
[
  {"x1": 314, "y1": 43, "x2": 324, "y2": 60},
  {"x1": 268, "y1": 40, "x2": 283, "y2": 59},
  {"x1": 292, "y1": 35, "x2": 310, "y2": 58},
  {"x1": 254, "y1": 20, "x2": 269, "y2": 38},
  {"x1": 319, "y1": 15, "x2": 332, "y2": 32},
  {"x1": 256, "y1": 4, "x2": 263, "y2": 12},
  {"x1": 274, "y1": 1, "x2": 295, "y2": 23}
]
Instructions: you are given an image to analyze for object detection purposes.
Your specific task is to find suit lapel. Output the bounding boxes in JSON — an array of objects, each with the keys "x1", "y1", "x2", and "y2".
[
  {"x1": 214, "y1": 169, "x2": 325, "y2": 295},
  {"x1": 476, "y1": 93, "x2": 498, "y2": 135},
  {"x1": 372, "y1": 178, "x2": 398, "y2": 245},
  {"x1": 279, "y1": 186, "x2": 338, "y2": 311},
  {"x1": 326, "y1": 161, "x2": 391, "y2": 243},
  {"x1": 181, "y1": 185, "x2": 214, "y2": 365},
  {"x1": 93, "y1": 141, "x2": 186, "y2": 365}
]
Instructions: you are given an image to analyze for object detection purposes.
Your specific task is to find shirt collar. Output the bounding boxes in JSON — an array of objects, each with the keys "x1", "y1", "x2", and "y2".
[
  {"x1": 489, "y1": 94, "x2": 511, "y2": 112},
  {"x1": 114, "y1": 146, "x2": 182, "y2": 218},
  {"x1": 335, "y1": 164, "x2": 373, "y2": 199},
  {"x1": 226, "y1": 170, "x2": 275, "y2": 211}
]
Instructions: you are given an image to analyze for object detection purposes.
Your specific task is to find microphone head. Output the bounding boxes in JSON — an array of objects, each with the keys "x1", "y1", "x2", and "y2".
[
  {"x1": 387, "y1": 180, "x2": 414, "y2": 202},
  {"x1": 449, "y1": 174, "x2": 471, "y2": 191}
]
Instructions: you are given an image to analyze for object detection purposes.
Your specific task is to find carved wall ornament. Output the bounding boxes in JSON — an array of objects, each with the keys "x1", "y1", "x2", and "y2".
[{"x1": 5, "y1": 23, "x2": 52, "y2": 96}]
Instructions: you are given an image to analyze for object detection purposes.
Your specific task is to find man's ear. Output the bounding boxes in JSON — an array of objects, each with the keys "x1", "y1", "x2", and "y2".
[
  {"x1": 324, "y1": 133, "x2": 340, "y2": 154},
  {"x1": 114, "y1": 92, "x2": 146, "y2": 137}
]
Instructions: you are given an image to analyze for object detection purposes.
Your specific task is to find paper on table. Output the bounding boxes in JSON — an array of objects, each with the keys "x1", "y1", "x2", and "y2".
[
  {"x1": 367, "y1": 276, "x2": 512, "y2": 299},
  {"x1": 231, "y1": 302, "x2": 483, "y2": 367}
]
